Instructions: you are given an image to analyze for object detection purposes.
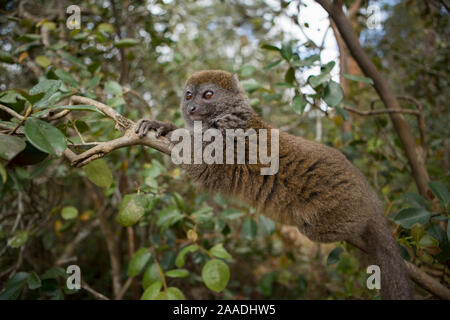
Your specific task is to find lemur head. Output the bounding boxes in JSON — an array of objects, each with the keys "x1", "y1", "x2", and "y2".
[{"x1": 181, "y1": 70, "x2": 254, "y2": 129}]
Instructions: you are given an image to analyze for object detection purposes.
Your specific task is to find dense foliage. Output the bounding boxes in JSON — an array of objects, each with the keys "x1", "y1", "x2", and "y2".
[{"x1": 0, "y1": 0, "x2": 448, "y2": 300}]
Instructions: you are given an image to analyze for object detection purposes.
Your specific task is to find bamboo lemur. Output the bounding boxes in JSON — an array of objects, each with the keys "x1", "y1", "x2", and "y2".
[{"x1": 136, "y1": 70, "x2": 413, "y2": 299}]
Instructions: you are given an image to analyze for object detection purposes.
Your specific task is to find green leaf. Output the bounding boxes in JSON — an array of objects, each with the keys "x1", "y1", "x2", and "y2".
[
  {"x1": 142, "y1": 263, "x2": 162, "y2": 289},
  {"x1": 264, "y1": 59, "x2": 282, "y2": 70},
  {"x1": 156, "y1": 206, "x2": 183, "y2": 231},
  {"x1": 403, "y1": 193, "x2": 427, "y2": 209},
  {"x1": 166, "y1": 287, "x2": 186, "y2": 300},
  {"x1": 0, "y1": 272, "x2": 29, "y2": 300},
  {"x1": 141, "y1": 281, "x2": 162, "y2": 300},
  {"x1": 327, "y1": 247, "x2": 343, "y2": 265},
  {"x1": 323, "y1": 80, "x2": 344, "y2": 107},
  {"x1": 97, "y1": 23, "x2": 114, "y2": 34},
  {"x1": 54, "y1": 69, "x2": 79, "y2": 88},
  {"x1": 24, "y1": 118, "x2": 67, "y2": 155},
  {"x1": 210, "y1": 243, "x2": 232, "y2": 260},
  {"x1": 292, "y1": 94, "x2": 307, "y2": 115},
  {"x1": 284, "y1": 67, "x2": 295, "y2": 83},
  {"x1": 83, "y1": 159, "x2": 113, "y2": 188},
  {"x1": 342, "y1": 73, "x2": 374, "y2": 85},
  {"x1": 411, "y1": 224, "x2": 425, "y2": 243},
  {"x1": 117, "y1": 194, "x2": 149, "y2": 227},
  {"x1": 261, "y1": 44, "x2": 280, "y2": 52},
  {"x1": 35, "y1": 55, "x2": 51, "y2": 68},
  {"x1": 58, "y1": 51, "x2": 87, "y2": 70},
  {"x1": 201, "y1": 259, "x2": 230, "y2": 293},
  {"x1": 0, "y1": 50, "x2": 14, "y2": 64},
  {"x1": 27, "y1": 272, "x2": 42, "y2": 290},
  {"x1": 259, "y1": 215, "x2": 275, "y2": 235},
  {"x1": 418, "y1": 234, "x2": 439, "y2": 248},
  {"x1": 321, "y1": 61, "x2": 336, "y2": 74},
  {"x1": 192, "y1": 206, "x2": 214, "y2": 223},
  {"x1": 175, "y1": 244, "x2": 199, "y2": 268},
  {"x1": 263, "y1": 93, "x2": 282, "y2": 102},
  {"x1": 127, "y1": 247, "x2": 152, "y2": 277},
  {"x1": 428, "y1": 181, "x2": 449, "y2": 208},
  {"x1": 241, "y1": 81, "x2": 261, "y2": 94},
  {"x1": 8, "y1": 231, "x2": 29, "y2": 248},
  {"x1": 29, "y1": 79, "x2": 61, "y2": 96},
  {"x1": 221, "y1": 208, "x2": 243, "y2": 220},
  {"x1": 0, "y1": 90, "x2": 26, "y2": 106},
  {"x1": 275, "y1": 82, "x2": 297, "y2": 88},
  {"x1": 392, "y1": 208, "x2": 431, "y2": 229},
  {"x1": 280, "y1": 43, "x2": 293, "y2": 61},
  {"x1": 114, "y1": 38, "x2": 140, "y2": 48},
  {"x1": 104, "y1": 81, "x2": 123, "y2": 96},
  {"x1": 41, "y1": 267, "x2": 67, "y2": 279},
  {"x1": 241, "y1": 216, "x2": 258, "y2": 239},
  {"x1": 295, "y1": 54, "x2": 320, "y2": 67},
  {"x1": 172, "y1": 192, "x2": 189, "y2": 212},
  {"x1": 88, "y1": 75, "x2": 102, "y2": 89},
  {"x1": 165, "y1": 269, "x2": 189, "y2": 278},
  {"x1": 0, "y1": 134, "x2": 26, "y2": 161},
  {"x1": 154, "y1": 292, "x2": 169, "y2": 300},
  {"x1": 308, "y1": 73, "x2": 330, "y2": 88},
  {"x1": 61, "y1": 206, "x2": 78, "y2": 220}
]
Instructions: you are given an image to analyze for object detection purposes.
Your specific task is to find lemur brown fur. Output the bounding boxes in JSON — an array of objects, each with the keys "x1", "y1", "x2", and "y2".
[{"x1": 136, "y1": 70, "x2": 414, "y2": 299}]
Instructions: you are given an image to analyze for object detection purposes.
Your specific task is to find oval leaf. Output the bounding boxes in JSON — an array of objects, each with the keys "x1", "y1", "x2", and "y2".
[
  {"x1": 8, "y1": 231, "x2": 29, "y2": 248},
  {"x1": 61, "y1": 206, "x2": 78, "y2": 220},
  {"x1": 127, "y1": 247, "x2": 152, "y2": 277},
  {"x1": 114, "y1": 38, "x2": 140, "y2": 48},
  {"x1": 392, "y1": 208, "x2": 431, "y2": 229},
  {"x1": 142, "y1": 263, "x2": 162, "y2": 289},
  {"x1": 141, "y1": 281, "x2": 162, "y2": 300},
  {"x1": 117, "y1": 194, "x2": 150, "y2": 227},
  {"x1": 323, "y1": 80, "x2": 344, "y2": 107},
  {"x1": 0, "y1": 134, "x2": 26, "y2": 161},
  {"x1": 165, "y1": 269, "x2": 189, "y2": 278},
  {"x1": 342, "y1": 73, "x2": 374, "y2": 85},
  {"x1": 201, "y1": 259, "x2": 230, "y2": 293},
  {"x1": 428, "y1": 181, "x2": 449, "y2": 208},
  {"x1": 210, "y1": 243, "x2": 232, "y2": 260},
  {"x1": 24, "y1": 118, "x2": 67, "y2": 155},
  {"x1": 292, "y1": 94, "x2": 307, "y2": 115},
  {"x1": 327, "y1": 246, "x2": 343, "y2": 265},
  {"x1": 83, "y1": 159, "x2": 113, "y2": 189},
  {"x1": 166, "y1": 287, "x2": 186, "y2": 300}
]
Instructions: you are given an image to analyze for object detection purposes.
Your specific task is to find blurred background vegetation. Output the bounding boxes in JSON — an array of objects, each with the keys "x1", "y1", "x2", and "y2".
[{"x1": 0, "y1": 0, "x2": 448, "y2": 300}]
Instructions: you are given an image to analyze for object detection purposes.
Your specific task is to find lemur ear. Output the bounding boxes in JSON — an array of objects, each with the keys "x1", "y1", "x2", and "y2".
[{"x1": 231, "y1": 73, "x2": 244, "y2": 93}]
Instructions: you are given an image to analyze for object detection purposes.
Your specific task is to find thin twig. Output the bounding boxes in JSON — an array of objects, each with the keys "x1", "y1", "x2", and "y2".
[
  {"x1": 0, "y1": 104, "x2": 24, "y2": 120},
  {"x1": 82, "y1": 280, "x2": 110, "y2": 300}
]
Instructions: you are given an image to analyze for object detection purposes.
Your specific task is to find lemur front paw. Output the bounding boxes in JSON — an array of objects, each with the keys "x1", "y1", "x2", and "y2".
[{"x1": 135, "y1": 120, "x2": 175, "y2": 138}]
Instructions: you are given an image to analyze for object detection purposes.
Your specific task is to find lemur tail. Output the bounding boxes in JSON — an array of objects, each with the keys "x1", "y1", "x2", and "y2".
[{"x1": 366, "y1": 216, "x2": 414, "y2": 299}]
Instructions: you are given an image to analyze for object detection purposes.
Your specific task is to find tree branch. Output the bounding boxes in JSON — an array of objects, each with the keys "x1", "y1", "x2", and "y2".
[
  {"x1": 315, "y1": 0, "x2": 430, "y2": 198},
  {"x1": 62, "y1": 95, "x2": 172, "y2": 167},
  {"x1": 82, "y1": 280, "x2": 110, "y2": 300}
]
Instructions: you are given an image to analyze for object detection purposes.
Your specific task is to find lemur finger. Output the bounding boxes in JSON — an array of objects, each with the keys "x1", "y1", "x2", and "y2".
[
  {"x1": 135, "y1": 119, "x2": 144, "y2": 134},
  {"x1": 138, "y1": 123, "x2": 150, "y2": 138},
  {"x1": 155, "y1": 127, "x2": 163, "y2": 138}
]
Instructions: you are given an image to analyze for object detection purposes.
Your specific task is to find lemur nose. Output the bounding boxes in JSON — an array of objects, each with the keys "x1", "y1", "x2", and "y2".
[{"x1": 188, "y1": 105, "x2": 197, "y2": 114}]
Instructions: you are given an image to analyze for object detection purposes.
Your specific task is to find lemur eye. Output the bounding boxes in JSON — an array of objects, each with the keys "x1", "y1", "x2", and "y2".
[
  {"x1": 203, "y1": 90, "x2": 214, "y2": 99},
  {"x1": 185, "y1": 91, "x2": 193, "y2": 100}
]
